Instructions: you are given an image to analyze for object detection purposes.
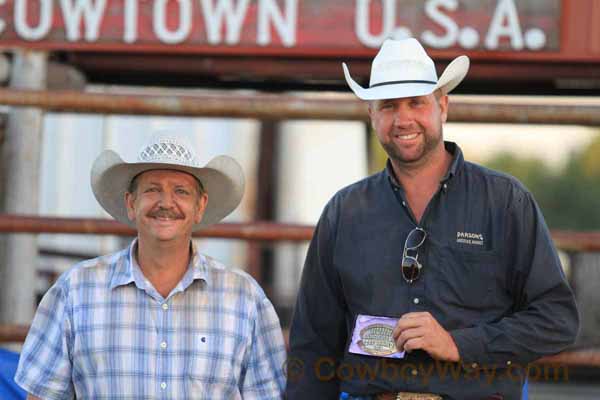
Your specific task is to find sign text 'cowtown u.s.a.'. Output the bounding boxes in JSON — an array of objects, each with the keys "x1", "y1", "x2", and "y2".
[{"x1": 0, "y1": 0, "x2": 559, "y2": 54}]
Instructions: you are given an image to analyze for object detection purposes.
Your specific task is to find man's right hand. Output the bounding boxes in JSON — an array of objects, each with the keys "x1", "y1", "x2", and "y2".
[{"x1": 392, "y1": 312, "x2": 460, "y2": 362}]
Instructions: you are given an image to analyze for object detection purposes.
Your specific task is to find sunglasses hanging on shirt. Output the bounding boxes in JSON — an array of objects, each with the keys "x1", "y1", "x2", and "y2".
[{"x1": 401, "y1": 227, "x2": 427, "y2": 284}]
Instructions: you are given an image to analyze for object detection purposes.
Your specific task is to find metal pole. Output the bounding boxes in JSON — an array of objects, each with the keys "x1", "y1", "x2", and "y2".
[
  {"x1": 0, "y1": 50, "x2": 48, "y2": 325},
  {"x1": 2, "y1": 214, "x2": 600, "y2": 250},
  {"x1": 1, "y1": 88, "x2": 600, "y2": 125},
  {"x1": 0, "y1": 214, "x2": 314, "y2": 242},
  {"x1": 570, "y1": 252, "x2": 600, "y2": 348}
]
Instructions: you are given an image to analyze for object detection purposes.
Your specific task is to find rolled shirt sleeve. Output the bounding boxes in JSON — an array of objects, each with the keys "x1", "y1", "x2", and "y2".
[
  {"x1": 15, "y1": 279, "x2": 75, "y2": 400},
  {"x1": 451, "y1": 189, "x2": 580, "y2": 369}
]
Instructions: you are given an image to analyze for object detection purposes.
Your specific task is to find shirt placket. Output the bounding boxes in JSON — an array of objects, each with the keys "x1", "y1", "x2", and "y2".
[
  {"x1": 392, "y1": 179, "x2": 446, "y2": 313},
  {"x1": 158, "y1": 298, "x2": 171, "y2": 398},
  {"x1": 410, "y1": 184, "x2": 447, "y2": 314},
  {"x1": 390, "y1": 184, "x2": 427, "y2": 312}
]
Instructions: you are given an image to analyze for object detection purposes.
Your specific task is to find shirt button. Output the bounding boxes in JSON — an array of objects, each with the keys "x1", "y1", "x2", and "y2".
[
  {"x1": 443, "y1": 183, "x2": 448, "y2": 189},
  {"x1": 160, "y1": 341, "x2": 167, "y2": 349},
  {"x1": 413, "y1": 298, "x2": 420, "y2": 304},
  {"x1": 160, "y1": 382, "x2": 167, "y2": 390},
  {"x1": 162, "y1": 303, "x2": 169, "y2": 310},
  {"x1": 411, "y1": 369, "x2": 418, "y2": 376},
  {"x1": 402, "y1": 201, "x2": 406, "y2": 206}
]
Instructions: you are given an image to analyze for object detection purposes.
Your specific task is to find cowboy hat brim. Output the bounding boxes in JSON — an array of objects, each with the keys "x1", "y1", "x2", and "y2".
[
  {"x1": 91, "y1": 150, "x2": 245, "y2": 231},
  {"x1": 343, "y1": 55, "x2": 470, "y2": 101}
]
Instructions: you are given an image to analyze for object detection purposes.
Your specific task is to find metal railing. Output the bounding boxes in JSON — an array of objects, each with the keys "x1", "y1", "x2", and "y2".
[
  {"x1": 3, "y1": 214, "x2": 600, "y2": 251},
  {"x1": 2, "y1": 88, "x2": 599, "y2": 369},
  {"x1": 1, "y1": 88, "x2": 600, "y2": 125}
]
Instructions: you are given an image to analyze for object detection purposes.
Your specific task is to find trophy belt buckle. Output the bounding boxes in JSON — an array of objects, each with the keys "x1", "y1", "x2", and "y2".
[{"x1": 395, "y1": 393, "x2": 442, "y2": 400}]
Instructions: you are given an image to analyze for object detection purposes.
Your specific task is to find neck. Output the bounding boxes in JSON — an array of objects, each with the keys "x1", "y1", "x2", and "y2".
[
  {"x1": 390, "y1": 142, "x2": 452, "y2": 189},
  {"x1": 389, "y1": 143, "x2": 452, "y2": 224},
  {"x1": 135, "y1": 236, "x2": 192, "y2": 298}
]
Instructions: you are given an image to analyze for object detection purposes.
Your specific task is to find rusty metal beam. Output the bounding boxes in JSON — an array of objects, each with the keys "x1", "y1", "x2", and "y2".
[
  {"x1": 2, "y1": 214, "x2": 600, "y2": 251},
  {"x1": 0, "y1": 88, "x2": 365, "y2": 121},
  {"x1": 551, "y1": 230, "x2": 600, "y2": 252},
  {"x1": 536, "y1": 348, "x2": 600, "y2": 368},
  {"x1": 2, "y1": 88, "x2": 600, "y2": 125},
  {"x1": 452, "y1": 95, "x2": 600, "y2": 126},
  {"x1": 0, "y1": 324, "x2": 29, "y2": 343},
  {"x1": 0, "y1": 214, "x2": 313, "y2": 242}
]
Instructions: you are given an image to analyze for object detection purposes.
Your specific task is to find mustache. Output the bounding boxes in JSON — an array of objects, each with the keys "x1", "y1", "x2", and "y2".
[{"x1": 147, "y1": 208, "x2": 183, "y2": 219}]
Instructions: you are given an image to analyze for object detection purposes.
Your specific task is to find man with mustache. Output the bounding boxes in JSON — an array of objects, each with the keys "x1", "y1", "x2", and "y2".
[
  {"x1": 286, "y1": 38, "x2": 579, "y2": 400},
  {"x1": 15, "y1": 134, "x2": 286, "y2": 399}
]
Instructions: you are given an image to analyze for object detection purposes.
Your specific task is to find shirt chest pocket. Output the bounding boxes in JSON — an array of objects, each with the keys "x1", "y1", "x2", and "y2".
[
  {"x1": 433, "y1": 245, "x2": 499, "y2": 310},
  {"x1": 186, "y1": 333, "x2": 243, "y2": 398}
]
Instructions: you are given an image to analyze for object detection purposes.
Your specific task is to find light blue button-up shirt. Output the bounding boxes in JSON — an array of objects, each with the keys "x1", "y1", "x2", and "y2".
[{"x1": 16, "y1": 240, "x2": 286, "y2": 399}]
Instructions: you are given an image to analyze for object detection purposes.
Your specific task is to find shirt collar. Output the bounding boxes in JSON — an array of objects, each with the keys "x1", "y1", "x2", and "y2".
[
  {"x1": 109, "y1": 239, "x2": 210, "y2": 291},
  {"x1": 441, "y1": 141, "x2": 463, "y2": 183},
  {"x1": 385, "y1": 141, "x2": 464, "y2": 189}
]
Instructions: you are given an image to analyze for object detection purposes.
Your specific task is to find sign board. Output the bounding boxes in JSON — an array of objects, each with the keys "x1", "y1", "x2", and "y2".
[{"x1": 0, "y1": 0, "x2": 560, "y2": 55}]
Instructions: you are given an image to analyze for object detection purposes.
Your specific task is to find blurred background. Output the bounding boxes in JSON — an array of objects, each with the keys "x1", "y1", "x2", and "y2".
[{"x1": 1, "y1": 0, "x2": 600, "y2": 398}]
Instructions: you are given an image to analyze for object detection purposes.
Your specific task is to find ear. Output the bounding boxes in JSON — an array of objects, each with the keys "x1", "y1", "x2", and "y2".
[
  {"x1": 125, "y1": 192, "x2": 137, "y2": 221},
  {"x1": 438, "y1": 94, "x2": 449, "y2": 123},
  {"x1": 194, "y1": 192, "x2": 209, "y2": 224}
]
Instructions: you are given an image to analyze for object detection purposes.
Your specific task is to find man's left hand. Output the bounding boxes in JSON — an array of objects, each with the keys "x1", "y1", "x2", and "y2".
[{"x1": 392, "y1": 312, "x2": 460, "y2": 362}]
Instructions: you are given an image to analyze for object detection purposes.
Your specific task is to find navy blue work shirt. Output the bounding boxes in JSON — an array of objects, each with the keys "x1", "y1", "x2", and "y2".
[{"x1": 286, "y1": 142, "x2": 579, "y2": 400}]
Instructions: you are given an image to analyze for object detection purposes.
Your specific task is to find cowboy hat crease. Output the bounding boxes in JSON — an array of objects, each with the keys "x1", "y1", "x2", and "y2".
[
  {"x1": 343, "y1": 38, "x2": 470, "y2": 100},
  {"x1": 91, "y1": 135, "x2": 245, "y2": 231}
]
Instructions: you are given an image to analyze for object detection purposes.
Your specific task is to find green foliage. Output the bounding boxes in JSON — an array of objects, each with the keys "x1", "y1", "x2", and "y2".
[{"x1": 484, "y1": 134, "x2": 600, "y2": 230}]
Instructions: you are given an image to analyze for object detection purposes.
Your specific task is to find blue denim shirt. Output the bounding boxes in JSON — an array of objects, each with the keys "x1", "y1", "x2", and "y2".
[{"x1": 287, "y1": 142, "x2": 579, "y2": 400}]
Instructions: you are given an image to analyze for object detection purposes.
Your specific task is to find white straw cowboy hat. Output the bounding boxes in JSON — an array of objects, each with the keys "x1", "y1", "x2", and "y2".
[
  {"x1": 91, "y1": 134, "x2": 245, "y2": 231},
  {"x1": 343, "y1": 38, "x2": 470, "y2": 100}
]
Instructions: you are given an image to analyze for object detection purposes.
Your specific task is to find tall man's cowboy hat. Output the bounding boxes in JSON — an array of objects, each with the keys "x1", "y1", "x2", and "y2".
[
  {"x1": 91, "y1": 135, "x2": 245, "y2": 231},
  {"x1": 343, "y1": 38, "x2": 470, "y2": 100}
]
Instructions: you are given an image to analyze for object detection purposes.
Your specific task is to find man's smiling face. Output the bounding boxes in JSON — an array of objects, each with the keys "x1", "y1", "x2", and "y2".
[
  {"x1": 369, "y1": 92, "x2": 448, "y2": 168},
  {"x1": 125, "y1": 169, "x2": 207, "y2": 243}
]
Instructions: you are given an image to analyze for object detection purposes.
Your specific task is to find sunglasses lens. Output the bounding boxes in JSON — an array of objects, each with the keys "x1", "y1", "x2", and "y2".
[
  {"x1": 406, "y1": 229, "x2": 426, "y2": 248},
  {"x1": 402, "y1": 257, "x2": 420, "y2": 282},
  {"x1": 402, "y1": 228, "x2": 427, "y2": 284}
]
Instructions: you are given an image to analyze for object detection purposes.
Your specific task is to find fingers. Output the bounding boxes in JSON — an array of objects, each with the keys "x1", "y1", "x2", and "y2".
[
  {"x1": 403, "y1": 337, "x2": 425, "y2": 353},
  {"x1": 391, "y1": 312, "x2": 457, "y2": 361},
  {"x1": 393, "y1": 319, "x2": 420, "y2": 338},
  {"x1": 394, "y1": 327, "x2": 425, "y2": 351},
  {"x1": 400, "y1": 312, "x2": 431, "y2": 320},
  {"x1": 393, "y1": 312, "x2": 433, "y2": 338}
]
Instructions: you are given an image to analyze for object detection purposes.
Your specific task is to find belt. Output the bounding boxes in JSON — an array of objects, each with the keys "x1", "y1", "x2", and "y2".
[{"x1": 376, "y1": 393, "x2": 442, "y2": 400}]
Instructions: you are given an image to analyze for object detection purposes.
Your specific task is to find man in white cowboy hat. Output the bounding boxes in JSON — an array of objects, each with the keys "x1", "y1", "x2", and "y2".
[
  {"x1": 287, "y1": 38, "x2": 578, "y2": 400},
  {"x1": 15, "y1": 134, "x2": 286, "y2": 399}
]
